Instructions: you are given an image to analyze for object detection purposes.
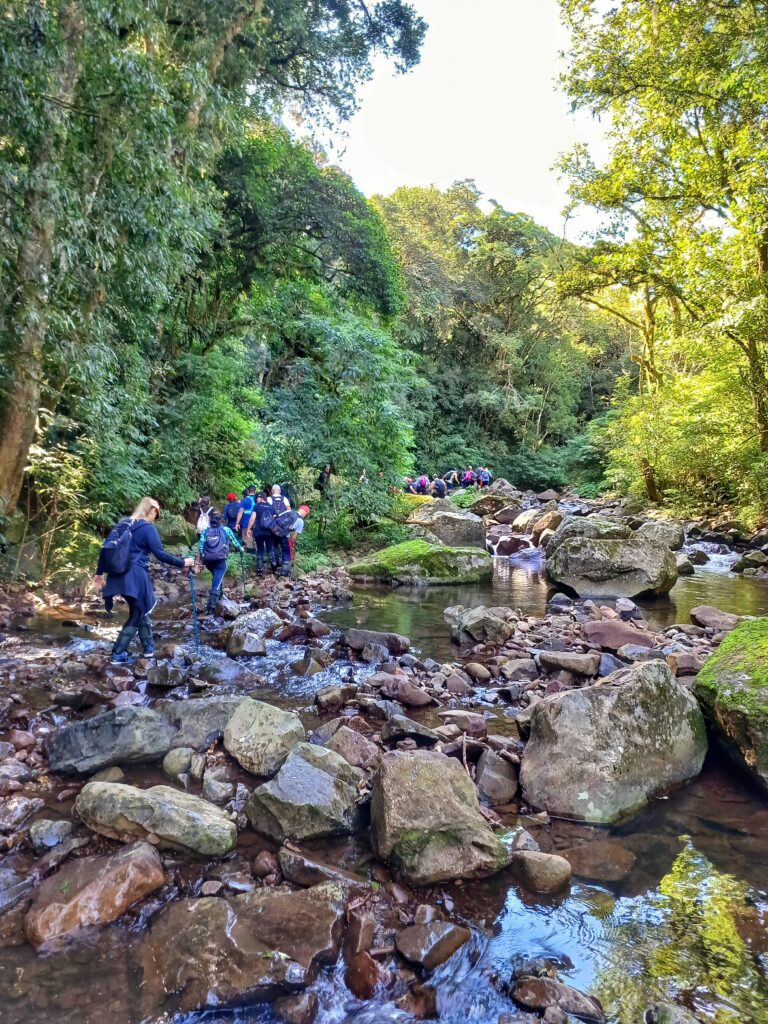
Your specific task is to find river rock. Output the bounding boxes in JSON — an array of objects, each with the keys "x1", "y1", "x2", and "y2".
[
  {"x1": 246, "y1": 743, "x2": 360, "y2": 842},
  {"x1": 47, "y1": 706, "x2": 175, "y2": 774},
  {"x1": 229, "y1": 607, "x2": 283, "y2": 641},
  {"x1": 274, "y1": 993, "x2": 319, "y2": 1024},
  {"x1": 450, "y1": 605, "x2": 515, "y2": 645},
  {"x1": 520, "y1": 661, "x2": 707, "y2": 823},
  {"x1": 538, "y1": 650, "x2": 600, "y2": 676},
  {"x1": 501, "y1": 658, "x2": 538, "y2": 682},
  {"x1": 277, "y1": 848, "x2": 368, "y2": 889},
  {"x1": 636, "y1": 520, "x2": 685, "y2": 551},
  {"x1": 141, "y1": 882, "x2": 348, "y2": 1012},
  {"x1": 693, "y1": 619, "x2": 768, "y2": 791},
  {"x1": 476, "y1": 748, "x2": 518, "y2": 805},
  {"x1": 369, "y1": 672, "x2": 433, "y2": 707},
  {"x1": 532, "y1": 510, "x2": 563, "y2": 545},
  {"x1": 583, "y1": 619, "x2": 654, "y2": 651},
  {"x1": 348, "y1": 540, "x2": 493, "y2": 586},
  {"x1": 468, "y1": 493, "x2": 513, "y2": 517},
  {"x1": 75, "y1": 781, "x2": 237, "y2": 855},
  {"x1": 676, "y1": 554, "x2": 695, "y2": 576},
  {"x1": 29, "y1": 818, "x2": 75, "y2": 852},
  {"x1": 562, "y1": 840, "x2": 637, "y2": 882},
  {"x1": 327, "y1": 725, "x2": 381, "y2": 769},
  {"x1": 223, "y1": 698, "x2": 306, "y2": 776},
  {"x1": 228, "y1": 631, "x2": 268, "y2": 656},
  {"x1": 345, "y1": 628, "x2": 410, "y2": 655},
  {"x1": 0, "y1": 867, "x2": 33, "y2": 914},
  {"x1": 371, "y1": 750, "x2": 511, "y2": 884},
  {"x1": 162, "y1": 746, "x2": 193, "y2": 781},
  {"x1": 513, "y1": 977, "x2": 605, "y2": 1021},
  {"x1": 689, "y1": 605, "x2": 741, "y2": 632},
  {"x1": 410, "y1": 507, "x2": 486, "y2": 548},
  {"x1": 24, "y1": 842, "x2": 165, "y2": 948},
  {"x1": 395, "y1": 921, "x2": 471, "y2": 968},
  {"x1": 380, "y1": 715, "x2": 439, "y2": 746},
  {"x1": 546, "y1": 516, "x2": 677, "y2": 598},
  {"x1": 509, "y1": 850, "x2": 572, "y2": 893}
]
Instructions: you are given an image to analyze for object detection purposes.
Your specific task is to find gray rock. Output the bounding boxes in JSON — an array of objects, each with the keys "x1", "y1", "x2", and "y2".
[
  {"x1": 449, "y1": 605, "x2": 514, "y2": 645},
  {"x1": 636, "y1": 520, "x2": 685, "y2": 551},
  {"x1": 162, "y1": 746, "x2": 194, "y2": 782},
  {"x1": 500, "y1": 658, "x2": 538, "y2": 682},
  {"x1": 202, "y1": 765, "x2": 236, "y2": 804},
  {"x1": 538, "y1": 650, "x2": 600, "y2": 676},
  {"x1": 223, "y1": 698, "x2": 306, "y2": 776},
  {"x1": 509, "y1": 850, "x2": 572, "y2": 893},
  {"x1": 326, "y1": 726, "x2": 381, "y2": 769},
  {"x1": 520, "y1": 661, "x2": 707, "y2": 823},
  {"x1": 345, "y1": 628, "x2": 410, "y2": 656},
  {"x1": 157, "y1": 696, "x2": 248, "y2": 750},
  {"x1": 229, "y1": 607, "x2": 283, "y2": 642},
  {"x1": 380, "y1": 715, "x2": 439, "y2": 747},
  {"x1": 75, "y1": 781, "x2": 237, "y2": 856},
  {"x1": 246, "y1": 743, "x2": 361, "y2": 842},
  {"x1": 227, "y1": 632, "x2": 268, "y2": 656},
  {"x1": 29, "y1": 818, "x2": 75, "y2": 853},
  {"x1": 47, "y1": 707, "x2": 175, "y2": 774},
  {"x1": 476, "y1": 749, "x2": 518, "y2": 805},
  {"x1": 0, "y1": 867, "x2": 33, "y2": 913},
  {"x1": 676, "y1": 553, "x2": 695, "y2": 576}
]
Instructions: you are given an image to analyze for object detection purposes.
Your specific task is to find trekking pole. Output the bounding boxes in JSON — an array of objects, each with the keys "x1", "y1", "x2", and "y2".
[
  {"x1": 188, "y1": 569, "x2": 201, "y2": 655},
  {"x1": 239, "y1": 550, "x2": 246, "y2": 589}
]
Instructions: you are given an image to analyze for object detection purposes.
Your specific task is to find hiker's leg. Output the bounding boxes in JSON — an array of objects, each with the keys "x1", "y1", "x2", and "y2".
[{"x1": 112, "y1": 596, "x2": 142, "y2": 663}]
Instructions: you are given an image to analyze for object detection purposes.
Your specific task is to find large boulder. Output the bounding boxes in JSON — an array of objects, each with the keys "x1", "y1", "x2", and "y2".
[
  {"x1": 546, "y1": 516, "x2": 678, "y2": 598},
  {"x1": 223, "y1": 698, "x2": 305, "y2": 776},
  {"x1": 74, "y1": 781, "x2": 237, "y2": 856},
  {"x1": 24, "y1": 842, "x2": 165, "y2": 948},
  {"x1": 418, "y1": 510, "x2": 485, "y2": 548},
  {"x1": 348, "y1": 540, "x2": 492, "y2": 586},
  {"x1": 246, "y1": 742, "x2": 361, "y2": 842},
  {"x1": 449, "y1": 605, "x2": 515, "y2": 645},
  {"x1": 345, "y1": 628, "x2": 410, "y2": 655},
  {"x1": 141, "y1": 883, "x2": 348, "y2": 1013},
  {"x1": 520, "y1": 661, "x2": 707, "y2": 823},
  {"x1": 693, "y1": 618, "x2": 768, "y2": 791},
  {"x1": 636, "y1": 520, "x2": 685, "y2": 551},
  {"x1": 47, "y1": 707, "x2": 175, "y2": 774},
  {"x1": 156, "y1": 696, "x2": 248, "y2": 749},
  {"x1": 371, "y1": 750, "x2": 512, "y2": 884},
  {"x1": 229, "y1": 607, "x2": 283, "y2": 641},
  {"x1": 156, "y1": 513, "x2": 195, "y2": 548}
]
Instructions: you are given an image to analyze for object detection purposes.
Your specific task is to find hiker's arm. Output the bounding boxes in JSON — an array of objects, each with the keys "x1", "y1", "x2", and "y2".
[
  {"x1": 227, "y1": 528, "x2": 244, "y2": 553},
  {"x1": 145, "y1": 524, "x2": 187, "y2": 568}
]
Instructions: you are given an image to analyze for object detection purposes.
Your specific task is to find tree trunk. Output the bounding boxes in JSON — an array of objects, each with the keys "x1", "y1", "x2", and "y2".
[
  {"x1": 0, "y1": 2, "x2": 85, "y2": 515},
  {"x1": 745, "y1": 337, "x2": 768, "y2": 452}
]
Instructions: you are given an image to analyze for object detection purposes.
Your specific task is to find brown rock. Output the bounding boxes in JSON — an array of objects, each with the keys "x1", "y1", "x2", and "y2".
[
  {"x1": 24, "y1": 842, "x2": 165, "y2": 948},
  {"x1": 371, "y1": 673, "x2": 433, "y2": 708},
  {"x1": 395, "y1": 921, "x2": 471, "y2": 968},
  {"x1": 345, "y1": 950, "x2": 382, "y2": 999},
  {"x1": 689, "y1": 605, "x2": 741, "y2": 632},
  {"x1": 583, "y1": 619, "x2": 654, "y2": 651},
  {"x1": 513, "y1": 977, "x2": 605, "y2": 1021},
  {"x1": 435, "y1": 709, "x2": 487, "y2": 739},
  {"x1": 538, "y1": 651, "x2": 600, "y2": 677},
  {"x1": 274, "y1": 992, "x2": 319, "y2": 1024},
  {"x1": 562, "y1": 840, "x2": 636, "y2": 882},
  {"x1": 253, "y1": 849, "x2": 279, "y2": 878},
  {"x1": 278, "y1": 848, "x2": 367, "y2": 889},
  {"x1": 346, "y1": 908, "x2": 375, "y2": 955},
  {"x1": 509, "y1": 850, "x2": 572, "y2": 894},
  {"x1": 464, "y1": 662, "x2": 492, "y2": 684},
  {"x1": 327, "y1": 725, "x2": 381, "y2": 769}
]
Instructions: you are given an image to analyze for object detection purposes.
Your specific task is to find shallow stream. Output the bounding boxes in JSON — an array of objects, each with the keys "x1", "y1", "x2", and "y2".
[{"x1": 2, "y1": 553, "x2": 768, "y2": 1024}]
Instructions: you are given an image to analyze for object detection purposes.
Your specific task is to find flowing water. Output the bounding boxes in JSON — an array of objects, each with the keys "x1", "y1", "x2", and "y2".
[{"x1": 2, "y1": 551, "x2": 768, "y2": 1024}]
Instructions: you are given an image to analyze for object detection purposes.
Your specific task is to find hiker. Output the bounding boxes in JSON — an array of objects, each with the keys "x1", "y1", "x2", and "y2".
[
  {"x1": 250, "y1": 491, "x2": 275, "y2": 577},
  {"x1": 194, "y1": 495, "x2": 212, "y2": 534},
  {"x1": 443, "y1": 468, "x2": 460, "y2": 491},
  {"x1": 431, "y1": 475, "x2": 447, "y2": 498},
  {"x1": 461, "y1": 467, "x2": 477, "y2": 488},
  {"x1": 315, "y1": 464, "x2": 332, "y2": 495},
  {"x1": 235, "y1": 486, "x2": 256, "y2": 539},
  {"x1": 416, "y1": 473, "x2": 430, "y2": 495},
  {"x1": 222, "y1": 492, "x2": 241, "y2": 531},
  {"x1": 289, "y1": 504, "x2": 310, "y2": 563},
  {"x1": 92, "y1": 497, "x2": 194, "y2": 664},
  {"x1": 479, "y1": 466, "x2": 492, "y2": 488},
  {"x1": 197, "y1": 510, "x2": 243, "y2": 613},
  {"x1": 404, "y1": 477, "x2": 417, "y2": 494},
  {"x1": 267, "y1": 485, "x2": 293, "y2": 575}
]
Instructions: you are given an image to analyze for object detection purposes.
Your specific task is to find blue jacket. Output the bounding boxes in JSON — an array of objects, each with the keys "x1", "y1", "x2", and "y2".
[
  {"x1": 99, "y1": 519, "x2": 185, "y2": 616},
  {"x1": 198, "y1": 525, "x2": 243, "y2": 562}
]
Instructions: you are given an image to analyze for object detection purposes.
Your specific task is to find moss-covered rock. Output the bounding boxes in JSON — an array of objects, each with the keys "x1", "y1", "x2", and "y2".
[
  {"x1": 693, "y1": 618, "x2": 768, "y2": 791},
  {"x1": 348, "y1": 540, "x2": 492, "y2": 586},
  {"x1": 391, "y1": 494, "x2": 434, "y2": 523},
  {"x1": 157, "y1": 513, "x2": 196, "y2": 549}
]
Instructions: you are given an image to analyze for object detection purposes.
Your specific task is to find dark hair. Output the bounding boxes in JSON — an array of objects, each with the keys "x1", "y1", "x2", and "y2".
[{"x1": 208, "y1": 510, "x2": 223, "y2": 527}]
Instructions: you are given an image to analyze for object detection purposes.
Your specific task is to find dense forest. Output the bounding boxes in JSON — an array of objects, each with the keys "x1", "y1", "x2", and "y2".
[{"x1": 2, "y1": 0, "x2": 768, "y2": 582}]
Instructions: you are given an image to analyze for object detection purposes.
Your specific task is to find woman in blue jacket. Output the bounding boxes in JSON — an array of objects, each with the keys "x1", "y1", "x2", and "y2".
[
  {"x1": 197, "y1": 510, "x2": 243, "y2": 612},
  {"x1": 93, "y1": 497, "x2": 194, "y2": 664}
]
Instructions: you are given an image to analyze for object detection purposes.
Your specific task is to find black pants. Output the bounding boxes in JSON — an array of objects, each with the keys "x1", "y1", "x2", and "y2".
[{"x1": 124, "y1": 595, "x2": 144, "y2": 630}]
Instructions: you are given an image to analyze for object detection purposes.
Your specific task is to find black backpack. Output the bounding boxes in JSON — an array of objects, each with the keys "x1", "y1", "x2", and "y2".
[
  {"x1": 99, "y1": 519, "x2": 135, "y2": 575},
  {"x1": 203, "y1": 526, "x2": 230, "y2": 561},
  {"x1": 270, "y1": 508, "x2": 296, "y2": 538}
]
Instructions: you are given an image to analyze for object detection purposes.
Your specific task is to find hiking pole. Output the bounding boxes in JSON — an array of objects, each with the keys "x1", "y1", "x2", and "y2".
[
  {"x1": 239, "y1": 550, "x2": 246, "y2": 589},
  {"x1": 188, "y1": 569, "x2": 201, "y2": 655}
]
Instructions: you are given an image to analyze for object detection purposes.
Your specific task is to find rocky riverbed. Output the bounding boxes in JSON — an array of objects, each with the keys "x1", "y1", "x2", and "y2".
[{"x1": 1, "y1": 529, "x2": 768, "y2": 1024}]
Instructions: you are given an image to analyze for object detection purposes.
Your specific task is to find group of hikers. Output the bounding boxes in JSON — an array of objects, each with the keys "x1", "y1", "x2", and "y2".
[
  {"x1": 92, "y1": 485, "x2": 310, "y2": 665},
  {"x1": 404, "y1": 466, "x2": 494, "y2": 498}
]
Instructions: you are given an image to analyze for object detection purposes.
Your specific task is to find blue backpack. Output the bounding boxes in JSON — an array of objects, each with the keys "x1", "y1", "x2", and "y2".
[
  {"x1": 202, "y1": 526, "x2": 230, "y2": 561},
  {"x1": 270, "y1": 508, "x2": 296, "y2": 538},
  {"x1": 99, "y1": 519, "x2": 135, "y2": 575}
]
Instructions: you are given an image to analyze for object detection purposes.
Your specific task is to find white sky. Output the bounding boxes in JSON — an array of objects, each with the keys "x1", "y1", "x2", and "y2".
[{"x1": 332, "y1": 0, "x2": 609, "y2": 238}]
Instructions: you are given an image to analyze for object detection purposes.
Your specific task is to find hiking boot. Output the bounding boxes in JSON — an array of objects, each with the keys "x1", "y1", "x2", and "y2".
[
  {"x1": 206, "y1": 588, "x2": 221, "y2": 615},
  {"x1": 138, "y1": 619, "x2": 155, "y2": 656},
  {"x1": 111, "y1": 625, "x2": 138, "y2": 664}
]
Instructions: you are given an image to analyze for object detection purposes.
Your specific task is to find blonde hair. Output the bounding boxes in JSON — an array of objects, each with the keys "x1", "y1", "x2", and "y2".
[{"x1": 131, "y1": 497, "x2": 161, "y2": 522}]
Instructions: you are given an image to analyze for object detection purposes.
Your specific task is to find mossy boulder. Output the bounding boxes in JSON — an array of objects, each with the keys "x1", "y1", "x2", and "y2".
[
  {"x1": 156, "y1": 512, "x2": 196, "y2": 549},
  {"x1": 391, "y1": 493, "x2": 433, "y2": 523},
  {"x1": 348, "y1": 540, "x2": 492, "y2": 586},
  {"x1": 693, "y1": 618, "x2": 768, "y2": 791},
  {"x1": 520, "y1": 661, "x2": 707, "y2": 823}
]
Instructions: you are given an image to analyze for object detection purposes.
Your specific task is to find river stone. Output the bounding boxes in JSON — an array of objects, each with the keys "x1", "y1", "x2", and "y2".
[
  {"x1": 395, "y1": 921, "x2": 471, "y2": 968},
  {"x1": 380, "y1": 715, "x2": 439, "y2": 746},
  {"x1": 162, "y1": 746, "x2": 193, "y2": 781},
  {"x1": 224, "y1": 698, "x2": 306, "y2": 776},
  {"x1": 689, "y1": 605, "x2": 741, "y2": 632},
  {"x1": 75, "y1": 781, "x2": 237, "y2": 855},
  {"x1": 141, "y1": 883, "x2": 347, "y2": 1013},
  {"x1": 508, "y1": 850, "x2": 572, "y2": 893},
  {"x1": 583, "y1": 619, "x2": 654, "y2": 652},
  {"x1": 47, "y1": 706, "x2": 175, "y2": 774},
  {"x1": 420, "y1": 510, "x2": 486, "y2": 548},
  {"x1": 450, "y1": 605, "x2": 515, "y2": 645},
  {"x1": 501, "y1": 658, "x2": 538, "y2": 682},
  {"x1": 345, "y1": 628, "x2": 410, "y2": 655},
  {"x1": 513, "y1": 977, "x2": 605, "y2": 1022},
  {"x1": 229, "y1": 607, "x2": 283, "y2": 641},
  {"x1": 246, "y1": 743, "x2": 360, "y2": 842},
  {"x1": 277, "y1": 848, "x2": 368, "y2": 889},
  {"x1": 29, "y1": 818, "x2": 75, "y2": 852},
  {"x1": 676, "y1": 554, "x2": 695, "y2": 576},
  {"x1": 562, "y1": 840, "x2": 637, "y2": 882},
  {"x1": 636, "y1": 520, "x2": 685, "y2": 551},
  {"x1": 371, "y1": 750, "x2": 511, "y2": 885},
  {"x1": 531, "y1": 510, "x2": 563, "y2": 545},
  {"x1": 538, "y1": 650, "x2": 600, "y2": 676},
  {"x1": 0, "y1": 867, "x2": 34, "y2": 914},
  {"x1": 520, "y1": 661, "x2": 707, "y2": 823},
  {"x1": 327, "y1": 725, "x2": 381, "y2": 769},
  {"x1": 693, "y1": 618, "x2": 768, "y2": 791},
  {"x1": 348, "y1": 540, "x2": 493, "y2": 586},
  {"x1": 24, "y1": 841, "x2": 165, "y2": 948},
  {"x1": 476, "y1": 749, "x2": 518, "y2": 805},
  {"x1": 156, "y1": 696, "x2": 249, "y2": 749},
  {"x1": 546, "y1": 516, "x2": 678, "y2": 598}
]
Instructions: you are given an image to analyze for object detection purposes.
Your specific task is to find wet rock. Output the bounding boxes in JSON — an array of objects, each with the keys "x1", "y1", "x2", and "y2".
[
  {"x1": 202, "y1": 765, "x2": 236, "y2": 804},
  {"x1": 380, "y1": 716, "x2": 439, "y2": 747},
  {"x1": 0, "y1": 867, "x2": 33, "y2": 914},
  {"x1": 146, "y1": 660, "x2": 188, "y2": 688},
  {"x1": 47, "y1": 706, "x2": 174, "y2": 774},
  {"x1": 689, "y1": 605, "x2": 741, "y2": 632},
  {"x1": 395, "y1": 921, "x2": 471, "y2": 968},
  {"x1": 513, "y1": 977, "x2": 605, "y2": 1022},
  {"x1": 676, "y1": 554, "x2": 695, "y2": 576},
  {"x1": 345, "y1": 628, "x2": 410, "y2": 656},
  {"x1": 253, "y1": 850, "x2": 279, "y2": 878},
  {"x1": 315, "y1": 683, "x2": 358, "y2": 714},
  {"x1": 29, "y1": 818, "x2": 75, "y2": 853},
  {"x1": 274, "y1": 992, "x2": 319, "y2": 1024},
  {"x1": 291, "y1": 651, "x2": 325, "y2": 676},
  {"x1": 501, "y1": 658, "x2": 538, "y2": 682},
  {"x1": 141, "y1": 882, "x2": 347, "y2": 1012},
  {"x1": 224, "y1": 698, "x2": 306, "y2": 776},
  {"x1": 450, "y1": 605, "x2": 515, "y2": 645},
  {"x1": 476, "y1": 749, "x2": 519, "y2": 805},
  {"x1": 464, "y1": 661, "x2": 492, "y2": 683},
  {"x1": 347, "y1": 907, "x2": 376, "y2": 954},
  {"x1": 345, "y1": 950, "x2": 383, "y2": 998},
  {"x1": 436, "y1": 709, "x2": 487, "y2": 739},
  {"x1": 229, "y1": 607, "x2": 283, "y2": 642},
  {"x1": 162, "y1": 746, "x2": 193, "y2": 781},
  {"x1": 546, "y1": 516, "x2": 677, "y2": 598},
  {"x1": 371, "y1": 750, "x2": 511, "y2": 885},
  {"x1": 24, "y1": 842, "x2": 165, "y2": 948},
  {"x1": 562, "y1": 840, "x2": 636, "y2": 882},
  {"x1": 509, "y1": 850, "x2": 572, "y2": 893},
  {"x1": 538, "y1": 651, "x2": 600, "y2": 677},
  {"x1": 694, "y1": 619, "x2": 768, "y2": 790},
  {"x1": 687, "y1": 549, "x2": 709, "y2": 566},
  {"x1": 278, "y1": 848, "x2": 368, "y2": 889},
  {"x1": 636, "y1": 520, "x2": 685, "y2": 551},
  {"x1": 246, "y1": 743, "x2": 360, "y2": 842},
  {"x1": 520, "y1": 661, "x2": 707, "y2": 823},
  {"x1": 327, "y1": 725, "x2": 381, "y2": 769},
  {"x1": 0, "y1": 794, "x2": 44, "y2": 832},
  {"x1": 75, "y1": 781, "x2": 237, "y2": 855},
  {"x1": 228, "y1": 632, "x2": 268, "y2": 656},
  {"x1": 583, "y1": 619, "x2": 654, "y2": 651}
]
